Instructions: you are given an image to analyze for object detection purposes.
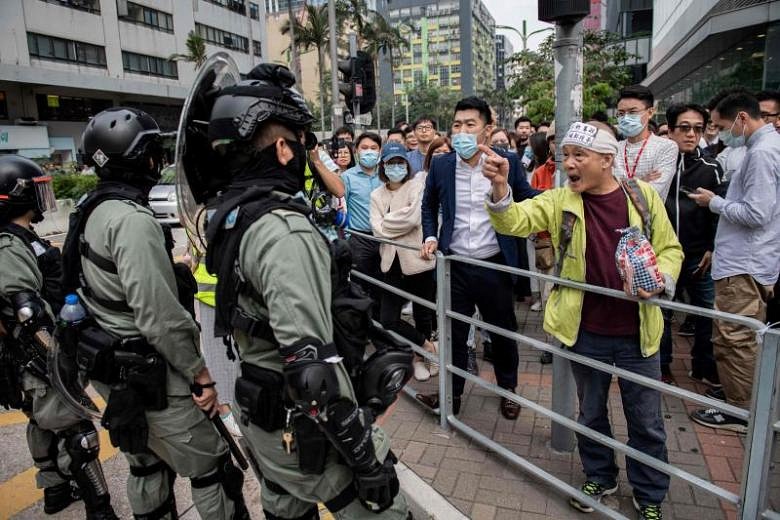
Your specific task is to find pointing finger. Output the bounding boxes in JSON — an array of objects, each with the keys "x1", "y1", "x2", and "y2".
[{"x1": 478, "y1": 144, "x2": 497, "y2": 157}]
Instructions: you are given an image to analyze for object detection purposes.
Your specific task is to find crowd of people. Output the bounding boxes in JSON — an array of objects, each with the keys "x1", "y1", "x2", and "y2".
[
  {"x1": 305, "y1": 84, "x2": 780, "y2": 519},
  {"x1": 1, "y1": 61, "x2": 778, "y2": 520}
]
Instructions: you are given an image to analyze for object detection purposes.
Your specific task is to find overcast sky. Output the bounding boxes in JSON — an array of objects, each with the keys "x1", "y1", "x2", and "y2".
[{"x1": 484, "y1": 0, "x2": 555, "y2": 53}]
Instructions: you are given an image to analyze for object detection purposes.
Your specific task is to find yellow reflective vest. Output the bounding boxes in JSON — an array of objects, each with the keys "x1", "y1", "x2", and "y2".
[{"x1": 193, "y1": 261, "x2": 217, "y2": 308}]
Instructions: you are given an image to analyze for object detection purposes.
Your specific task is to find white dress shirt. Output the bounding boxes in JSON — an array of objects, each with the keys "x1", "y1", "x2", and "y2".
[{"x1": 450, "y1": 153, "x2": 501, "y2": 259}]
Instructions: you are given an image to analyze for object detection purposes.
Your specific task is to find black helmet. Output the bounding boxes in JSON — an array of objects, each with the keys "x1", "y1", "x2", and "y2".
[
  {"x1": 81, "y1": 107, "x2": 163, "y2": 186},
  {"x1": 0, "y1": 155, "x2": 57, "y2": 224},
  {"x1": 208, "y1": 63, "x2": 315, "y2": 148}
]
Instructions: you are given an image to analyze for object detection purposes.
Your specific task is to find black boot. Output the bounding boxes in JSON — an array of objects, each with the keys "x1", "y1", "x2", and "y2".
[{"x1": 44, "y1": 480, "x2": 82, "y2": 514}]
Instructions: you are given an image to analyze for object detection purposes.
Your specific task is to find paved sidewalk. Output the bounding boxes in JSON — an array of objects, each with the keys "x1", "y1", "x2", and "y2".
[
  {"x1": 387, "y1": 301, "x2": 761, "y2": 520},
  {"x1": 2, "y1": 299, "x2": 777, "y2": 519}
]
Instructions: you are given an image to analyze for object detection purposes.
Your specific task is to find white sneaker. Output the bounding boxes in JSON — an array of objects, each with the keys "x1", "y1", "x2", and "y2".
[
  {"x1": 530, "y1": 300, "x2": 542, "y2": 312},
  {"x1": 220, "y1": 410, "x2": 243, "y2": 438},
  {"x1": 402, "y1": 302, "x2": 413, "y2": 316},
  {"x1": 413, "y1": 360, "x2": 431, "y2": 381}
]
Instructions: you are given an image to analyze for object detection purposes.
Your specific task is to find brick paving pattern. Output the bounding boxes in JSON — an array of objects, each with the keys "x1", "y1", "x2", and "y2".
[{"x1": 385, "y1": 301, "x2": 777, "y2": 519}]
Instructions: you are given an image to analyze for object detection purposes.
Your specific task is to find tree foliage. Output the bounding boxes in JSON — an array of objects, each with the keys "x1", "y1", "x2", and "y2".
[
  {"x1": 507, "y1": 31, "x2": 636, "y2": 123},
  {"x1": 168, "y1": 31, "x2": 208, "y2": 69}
]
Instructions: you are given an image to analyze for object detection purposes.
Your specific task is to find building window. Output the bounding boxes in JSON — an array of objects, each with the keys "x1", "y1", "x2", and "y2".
[
  {"x1": 122, "y1": 51, "x2": 178, "y2": 79},
  {"x1": 439, "y1": 66, "x2": 449, "y2": 86},
  {"x1": 203, "y1": 0, "x2": 247, "y2": 16},
  {"x1": 413, "y1": 70, "x2": 423, "y2": 85},
  {"x1": 195, "y1": 23, "x2": 249, "y2": 53},
  {"x1": 36, "y1": 94, "x2": 112, "y2": 121},
  {"x1": 253, "y1": 40, "x2": 262, "y2": 57},
  {"x1": 250, "y1": 2, "x2": 260, "y2": 19},
  {"x1": 120, "y1": 2, "x2": 174, "y2": 33},
  {"x1": 39, "y1": 0, "x2": 100, "y2": 14},
  {"x1": 27, "y1": 33, "x2": 107, "y2": 68},
  {"x1": 0, "y1": 91, "x2": 8, "y2": 120}
]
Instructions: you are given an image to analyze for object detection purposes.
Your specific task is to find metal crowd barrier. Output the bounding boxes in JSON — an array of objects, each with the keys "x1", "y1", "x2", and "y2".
[{"x1": 347, "y1": 230, "x2": 780, "y2": 520}]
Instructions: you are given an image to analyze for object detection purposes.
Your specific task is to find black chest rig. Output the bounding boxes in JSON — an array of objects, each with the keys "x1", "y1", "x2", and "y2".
[
  {"x1": 1, "y1": 223, "x2": 63, "y2": 314},
  {"x1": 61, "y1": 182, "x2": 149, "y2": 313},
  {"x1": 206, "y1": 185, "x2": 412, "y2": 416}
]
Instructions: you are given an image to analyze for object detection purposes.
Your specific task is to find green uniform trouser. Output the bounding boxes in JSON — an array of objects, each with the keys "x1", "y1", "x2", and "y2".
[
  {"x1": 22, "y1": 375, "x2": 82, "y2": 489},
  {"x1": 239, "y1": 418, "x2": 408, "y2": 519},
  {"x1": 95, "y1": 384, "x2": 234, "y2": 519}
]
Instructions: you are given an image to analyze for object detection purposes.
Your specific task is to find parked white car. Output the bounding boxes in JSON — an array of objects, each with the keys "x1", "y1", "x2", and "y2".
[{"x1": 149, "y1": 165, "x2": 179, "y2": 225}]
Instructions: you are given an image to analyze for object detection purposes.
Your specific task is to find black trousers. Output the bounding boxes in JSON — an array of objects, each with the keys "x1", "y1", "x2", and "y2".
[
  {"x1": 450, "y1": 252, "x2": 519, "y2": 396},
  {"x1": 348, "y1": 233, "x2": 383, "y2": 316},
  {"x1": 379, "y1": 256, "x2": 435, "y2": 347}
]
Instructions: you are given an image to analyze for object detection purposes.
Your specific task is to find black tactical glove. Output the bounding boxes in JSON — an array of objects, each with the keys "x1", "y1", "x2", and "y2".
[
  {"x1": 354, "y1": 451, "x2": 400, "y2": 513},
  {"x1": 101, "y1": 386, "x2": 148, "y2": 454}
]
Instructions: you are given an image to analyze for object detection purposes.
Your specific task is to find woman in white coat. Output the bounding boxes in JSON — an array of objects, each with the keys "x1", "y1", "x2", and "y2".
[{"x1": 370, "y1": 142, "x2": 438, "y2": 381}]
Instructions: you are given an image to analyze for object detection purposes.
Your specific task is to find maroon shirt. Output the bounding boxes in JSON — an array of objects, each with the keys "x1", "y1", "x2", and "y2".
[{"x1": 580, "y1": 188, "x2": 640, "y2": 336}]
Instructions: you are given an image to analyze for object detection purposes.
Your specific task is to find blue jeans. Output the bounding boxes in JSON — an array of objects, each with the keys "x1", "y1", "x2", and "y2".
[
  {"x1": 660, "y1": 252, "x2": 716, "y2": 374},
  {"x1": 571, "y1": 330, "x2": 669, "y2": 506}
]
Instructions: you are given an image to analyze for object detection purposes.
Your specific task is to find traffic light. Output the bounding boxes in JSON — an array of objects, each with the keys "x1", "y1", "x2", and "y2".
[{"x1": 336, "y1": 51, "x2": 376, "y2": 115}]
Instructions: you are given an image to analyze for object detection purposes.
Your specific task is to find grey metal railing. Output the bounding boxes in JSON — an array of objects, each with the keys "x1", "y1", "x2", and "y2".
[{"x1": 346, "y1": 230, "x2": 780, "y2": 519}]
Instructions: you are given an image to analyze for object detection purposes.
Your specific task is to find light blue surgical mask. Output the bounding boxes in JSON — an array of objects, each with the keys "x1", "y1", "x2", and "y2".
[
  {"x1": 359, "y1": 150, "x2": 380, "y2": 168},
  {"x1": 384, "y1": 163, "x2": 408, "y2": 182},
  {"x1": 718, "y1": 116, "x2": 746, "y2": 148},
  {"x1": 452, "y1": 132, "x2": 479, "y2": 159},
  {"x1": 617, "y1": 113, "x2": 645, "y2": 137}
]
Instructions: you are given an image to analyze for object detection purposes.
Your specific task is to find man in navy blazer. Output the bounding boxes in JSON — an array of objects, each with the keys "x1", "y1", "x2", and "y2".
[{"x1": 418, "y1": 96, "x2": 539, "y2": 419}]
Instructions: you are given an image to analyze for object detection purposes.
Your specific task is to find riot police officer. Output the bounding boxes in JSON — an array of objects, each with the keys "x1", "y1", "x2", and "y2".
[
  {"x1": 62, "y1": 107, "x2": 249, "y2": 519},
  {"x1": 0, "y1": 155, "x2": 117, "y2": 519},
  {"x1": 183, "y1": 62, "x2": 409, "y2": 519}
]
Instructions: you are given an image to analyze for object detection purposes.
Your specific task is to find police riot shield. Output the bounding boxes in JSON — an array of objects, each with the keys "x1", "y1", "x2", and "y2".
[{"x1": 175, "y1": 52, "x2": 240, "y2": 252}]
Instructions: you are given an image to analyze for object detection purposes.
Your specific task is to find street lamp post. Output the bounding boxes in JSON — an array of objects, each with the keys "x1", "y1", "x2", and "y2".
[{"x1": 496, "y1": 20, "x2": 554, "y2": 51}]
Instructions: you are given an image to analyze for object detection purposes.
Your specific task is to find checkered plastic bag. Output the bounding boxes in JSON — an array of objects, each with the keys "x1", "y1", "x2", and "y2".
[{"x1": 615, "y1": 227, "x2": 664, "y2": 296}]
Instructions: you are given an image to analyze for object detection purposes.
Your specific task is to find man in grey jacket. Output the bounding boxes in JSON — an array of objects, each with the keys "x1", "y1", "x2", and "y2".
[{"x1": 688, "y1": 91, "x2": 780, "y2": 433}]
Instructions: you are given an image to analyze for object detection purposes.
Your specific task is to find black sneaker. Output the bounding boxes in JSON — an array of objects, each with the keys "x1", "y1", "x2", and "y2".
[
  {"x1": 677, "y1": 320, "x2": 695, "y2": 337},
  {"x1": 705, "y1": 387, "x2": 725, "y2": 401},
  {"x1": 689, "y1": 368, "x2": 722, "y2": 388},
  {"x1": 540, "y1": 351, "x2": 553, "y2": 364},
  {"x1": 633, "y1": 498, "x2": 663, "y2": 520},
  {"x1": 569, "y1": 481, "x2": 618, "y2": 513},
  {"x1": 690, "y1": 408, "x2": 748, "y2": 433}
]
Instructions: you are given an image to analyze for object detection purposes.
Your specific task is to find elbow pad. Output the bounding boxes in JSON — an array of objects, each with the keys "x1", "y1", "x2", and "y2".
[
  {"x1": 11, "y1": 291, "x2": 54, "y2": 334},
  {"x1": 281, "y1": 338, "x2": 341, "y2": 414}
]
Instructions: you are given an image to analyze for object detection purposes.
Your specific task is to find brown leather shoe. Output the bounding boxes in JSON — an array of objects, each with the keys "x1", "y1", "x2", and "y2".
[
  {"x1": 415, "y1": 393, "x2": 461, "y2": 415},
  {"x1": 500, "y1": 397, "x2": 521, "y2": 420}
]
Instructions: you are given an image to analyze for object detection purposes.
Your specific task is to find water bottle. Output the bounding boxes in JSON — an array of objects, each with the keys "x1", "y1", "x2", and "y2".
[{"x1": 59, "y1": 293, "x2": 87, "y2": 325}]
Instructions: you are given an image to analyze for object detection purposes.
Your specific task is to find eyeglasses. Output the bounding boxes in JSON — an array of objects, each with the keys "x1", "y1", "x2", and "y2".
[
  {"x1": 673, "y1": 124, "x2": 705, "y2": 135},
  {"x1": 616, "y1": 108, "x2": 648, "y2": 117},
  {"x1": 761, "y1": 112, "x2": 779, "y2": 122},
  {"x1": 415, "y1": 124, "x2": 434, "y2": 131}
]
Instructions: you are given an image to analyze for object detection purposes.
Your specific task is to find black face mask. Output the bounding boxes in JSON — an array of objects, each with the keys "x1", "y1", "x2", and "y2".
[{"x1": 237, "y1": 138, "x2": 307, "y2": 195}]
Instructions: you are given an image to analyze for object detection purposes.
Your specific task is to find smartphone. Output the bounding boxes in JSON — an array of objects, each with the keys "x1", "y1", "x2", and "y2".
[{"x1": 679, "y1": 186, "x2": 696, "y2": 195}]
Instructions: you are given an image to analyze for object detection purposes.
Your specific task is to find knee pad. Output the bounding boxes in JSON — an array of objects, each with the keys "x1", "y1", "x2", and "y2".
[{"x1": 62, "y1": 421, "x2": 100, "y2": 470}]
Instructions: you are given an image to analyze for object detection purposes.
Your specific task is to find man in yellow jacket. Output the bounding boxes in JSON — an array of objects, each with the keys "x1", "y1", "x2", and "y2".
[{"x1": 482, "y1": 121, "x2": 683, "y2": 520}]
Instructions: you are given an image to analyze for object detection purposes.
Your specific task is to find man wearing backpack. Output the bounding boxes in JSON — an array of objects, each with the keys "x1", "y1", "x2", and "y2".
[
  {"x1": 0, "y1": 155, "x2": 118, "y2": 519},
  {"x1": 188, "y1": 63, "x2": 409, "y2": 519},
  {"x1": 62, "y1": 108, "x2": 249, "y2": 519},
  {"x1": 483, "y1": 121, "x2": 683, "y2": 520}
]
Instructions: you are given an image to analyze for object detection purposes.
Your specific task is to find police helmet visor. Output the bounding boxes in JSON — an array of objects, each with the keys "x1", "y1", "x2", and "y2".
[{"x1": 3, "y1": 175, "x2": 58, "y2": 215}]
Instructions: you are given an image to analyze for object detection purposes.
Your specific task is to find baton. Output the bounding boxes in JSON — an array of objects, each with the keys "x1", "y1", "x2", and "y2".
[{"x1": 191, "y1": 384, "x2": 249, "y2": 470}]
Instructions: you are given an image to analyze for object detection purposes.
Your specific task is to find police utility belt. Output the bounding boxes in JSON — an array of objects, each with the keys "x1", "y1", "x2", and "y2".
[{"x1": 64, "y1": 318, "x2": 168, "y2": 411}]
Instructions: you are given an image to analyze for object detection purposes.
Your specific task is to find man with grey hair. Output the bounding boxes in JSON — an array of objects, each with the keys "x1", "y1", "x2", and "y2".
[{"x1": 483, "y1": 121, "x2": 683, "y2": 520}]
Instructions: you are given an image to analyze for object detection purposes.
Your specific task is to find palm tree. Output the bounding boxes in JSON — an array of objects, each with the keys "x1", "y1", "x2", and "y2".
[
  {"x1": 337, "y1": 0, "x2": 370, "y2": 47},
  {"x1": 364, "y1": 14, "x2": 409, "y2": 130},
  {"x1": 168, "y1": 31, "x2": 207, "y2": 69},
  {"x1": 281, "y1": 3, "x2": 334, "y2": 133}
]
